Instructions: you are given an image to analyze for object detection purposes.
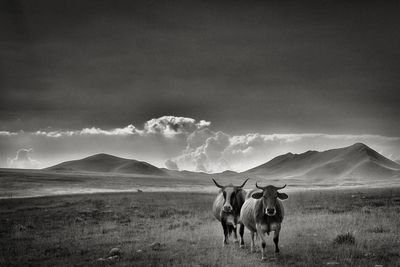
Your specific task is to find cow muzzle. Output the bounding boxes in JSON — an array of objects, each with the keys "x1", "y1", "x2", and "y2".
[
  {"x1": 223, "y1": 204, "x2": 233, "y2": 213},
  {"x1": 266, "y1": 208, "x2": 276, "y2": 216}
]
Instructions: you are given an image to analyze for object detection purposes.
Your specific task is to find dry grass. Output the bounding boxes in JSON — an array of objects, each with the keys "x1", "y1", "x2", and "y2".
[{"x1": 0, "y1": 187, "x2": 400, "y2": 266}]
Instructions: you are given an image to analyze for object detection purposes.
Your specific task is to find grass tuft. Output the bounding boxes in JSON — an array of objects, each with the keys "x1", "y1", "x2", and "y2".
[
  {"x1": 334, "y1": 232, "x2": 356, "y2": 245},
  {"x1": 368, "y1": 225, "x2": 389, "y2": 233}
]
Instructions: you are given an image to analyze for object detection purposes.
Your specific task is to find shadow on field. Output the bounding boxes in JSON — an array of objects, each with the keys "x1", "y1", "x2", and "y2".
[{"x1": 1, "y1": 187, "x2": 400, "y2": 266}]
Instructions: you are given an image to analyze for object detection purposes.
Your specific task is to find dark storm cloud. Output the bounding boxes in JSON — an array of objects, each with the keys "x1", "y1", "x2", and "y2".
[{"x1": 1, "y1": 0, "x2": 399, "y2": 135}]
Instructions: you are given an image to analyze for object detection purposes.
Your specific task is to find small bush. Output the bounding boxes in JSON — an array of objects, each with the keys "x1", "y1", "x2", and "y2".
[{"x1": 334, "y1": 232, "x2": 355, "y2": 245}]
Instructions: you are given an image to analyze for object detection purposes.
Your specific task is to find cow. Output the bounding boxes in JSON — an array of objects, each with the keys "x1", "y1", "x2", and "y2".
[
  {"x1": 240, "y1": 183, "x2": 288, "y2": 261},
  {"x1": 212, "y1": 178, "x2": 249, "y2": 247}
]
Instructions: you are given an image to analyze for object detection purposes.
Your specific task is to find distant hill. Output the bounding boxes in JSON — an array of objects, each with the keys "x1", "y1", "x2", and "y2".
[
  {"x1": 243, "y1": 143, "x2": 400, "y2": 185},
  {"x1": 218, "y1": 170, "x2": 238, "y2": 176},
  {"x1": 44, "y1": 143, "x2": 400, "y2": 186},
  {"x1": 46, "y1": 153, "x2": 165, "y2": 175}
]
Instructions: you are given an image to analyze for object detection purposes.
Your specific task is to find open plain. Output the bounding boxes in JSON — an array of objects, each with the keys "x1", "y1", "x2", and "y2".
[{"x1": 1, "y1": 186, "x2": 399, "y2": 266}]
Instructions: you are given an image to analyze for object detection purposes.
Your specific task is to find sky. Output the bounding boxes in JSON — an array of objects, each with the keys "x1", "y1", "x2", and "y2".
[{"x1": 1, "y1": 0, "x2": 400, "y2": 172}]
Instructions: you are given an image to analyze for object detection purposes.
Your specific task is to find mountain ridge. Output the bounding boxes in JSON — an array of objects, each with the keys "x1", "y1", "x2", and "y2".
[{"x1": 242, "y1": 143, "x2": 400, "y2": 184}]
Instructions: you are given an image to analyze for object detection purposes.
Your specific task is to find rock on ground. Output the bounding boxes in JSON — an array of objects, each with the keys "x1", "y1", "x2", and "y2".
[{"x1": 107, "y1": 247, "x2": 122, "y2": 257}]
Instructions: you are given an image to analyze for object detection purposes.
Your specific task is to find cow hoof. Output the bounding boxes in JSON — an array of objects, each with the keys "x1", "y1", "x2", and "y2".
[
  {"x1": 240, "y1": 244, "x2": 244, "y2": 249},
  {"x1": 234, "y1": 239, "x2": 239, "y2": 244}
]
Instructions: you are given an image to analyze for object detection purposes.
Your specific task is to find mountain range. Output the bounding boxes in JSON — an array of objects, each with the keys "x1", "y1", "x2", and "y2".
[
  {"x1": 243, "y1": 143, "x2": 400, "y2": 185},
  {"x1": 45, "y1": 143, "x2": 400, "y2": 185}
]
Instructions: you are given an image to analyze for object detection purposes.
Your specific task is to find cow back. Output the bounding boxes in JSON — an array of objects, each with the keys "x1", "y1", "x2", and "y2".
[{"x1": 240, "y1": 197, "x2": 258, "y2": 232}]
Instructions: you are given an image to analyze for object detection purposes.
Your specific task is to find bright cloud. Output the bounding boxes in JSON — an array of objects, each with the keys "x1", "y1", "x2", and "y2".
[
  {"x1": 0, "y1": 131, "x2": 18, "y2": 136},
  {"x1": 165, "y1": 159, "x2": 179, "y2": 170},
  {"x1": 7, "y1": 148, "x2": 40, "y2": 169},
  {"x1": 34, "y1": 126, "x2": 138, "y2": 137},
  {"x1": 31, "y1": 116, "x2": 210, "y2": 138},
  {"x1": 143, "y1": 116, "x2": 210, "y2": 137},
  {"x1": 80, "y1": 124, "x2": 139, "y2": 136}
]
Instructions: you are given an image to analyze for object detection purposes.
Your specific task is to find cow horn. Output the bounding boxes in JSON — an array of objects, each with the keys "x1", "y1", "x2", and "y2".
[
  {"x1": 275, "y1": 184, "x2": 287, "y2": 190},
  {"x1": 255, "y1": 182, "x2": 266, "y2": 190},
  {"x1": 212, "y1": 178, "x2": 224, "y2": 188},
  {"x1": 237, "y1": 178, "x2": 249, "y2": 189}
]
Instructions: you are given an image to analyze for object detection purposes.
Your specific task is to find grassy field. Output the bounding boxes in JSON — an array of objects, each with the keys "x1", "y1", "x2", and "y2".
[
  {"x1": 0, "y1": 169, "x2": 213, "y2": 198},
  {"x1": 1, "y1": 187, "x2": 400, "y2": 266}
]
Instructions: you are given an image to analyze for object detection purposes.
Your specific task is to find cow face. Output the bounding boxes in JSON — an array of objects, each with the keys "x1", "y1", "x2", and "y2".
[
  {"x1": 212, "y1": 178, "x2": 249, "y2": 213},
  {"x1": 221, "y1": 186, "x2": 236, "y2": 212},
  {"x1": 252, "y1": 184, "x2": 288, "y2": 216}
]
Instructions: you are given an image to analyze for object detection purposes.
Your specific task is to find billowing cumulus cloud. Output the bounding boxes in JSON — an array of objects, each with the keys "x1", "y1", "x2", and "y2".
[
  {"x1": 186, "y1": 128, "x2": 215, "y2": 149},
  {"x1": 7, "y1": 149, "x2": 40, "y2": 169},
  {"x1": 143, "y1": 116, "x2": 210, "y2": 137},
  {"x1": 165, "y1": 159, "x2": 179, "y2": 170},
  {"x1": 172, "y1": 130, "x2": 230, "y2": 172}
]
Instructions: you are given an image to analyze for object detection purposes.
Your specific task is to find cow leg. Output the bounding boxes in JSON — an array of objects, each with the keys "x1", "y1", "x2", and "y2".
[
  {"x1": 221, "y1": 221, "x2": 229, "y2": 246},
  {"x1": 260, "y1": 240, "x2": 267, "y2": 261},
  {"x1": 273, "y1": 229, "x2": 280, "y2": 253},
  {"x1": 250, "y1": 231, "x2": 256, "y2": 253},
  {"x1": 232, "y1": 225, "x2": 239, "y2": 243},
  {"x1": 256, "y1": 226, "x2": 268, "y2": 261},
  {"x1": 239, "y1": 223, "x2": 245, "y2": 248}
]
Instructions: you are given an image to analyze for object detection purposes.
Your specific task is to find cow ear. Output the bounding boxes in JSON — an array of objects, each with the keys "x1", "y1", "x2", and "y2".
[
  {"x1": 278, "y1": 192, "x2": 288, "y2": 200},
  {"x1": 252, "y1": 192, "x2": 263, "y2": 199}
]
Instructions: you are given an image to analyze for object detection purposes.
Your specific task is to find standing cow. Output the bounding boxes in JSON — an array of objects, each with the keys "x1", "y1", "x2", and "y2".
[
  {"x1": 212, "y1": 178, "x2": 249, "y2": 247},
  {"x1": 240, "y1": 183, "x2": 288, "y2": 261}
]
